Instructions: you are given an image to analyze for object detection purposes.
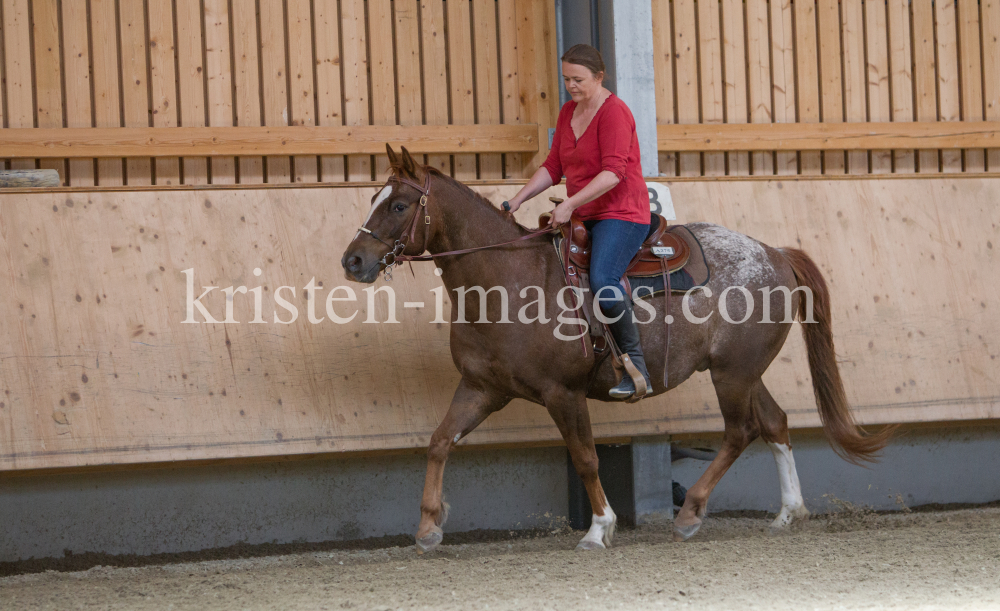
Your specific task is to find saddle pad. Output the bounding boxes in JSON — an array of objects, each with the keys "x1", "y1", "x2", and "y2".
[{"x1": 632, "y1": 225, "x2": 710, "y2": 298}]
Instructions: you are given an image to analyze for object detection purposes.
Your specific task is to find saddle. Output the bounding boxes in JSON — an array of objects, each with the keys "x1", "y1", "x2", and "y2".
[{"x1": 539, "y1": 205, "x2": 695, "y2": 403}]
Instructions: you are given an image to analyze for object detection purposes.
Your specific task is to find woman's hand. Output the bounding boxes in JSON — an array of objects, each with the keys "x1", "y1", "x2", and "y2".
[
  {"x1": 503, "y1": 198, "x2": 522, "y2": 214},
  {"x1": 549, "y1": 201, "x2": 574, "y2": 227}
]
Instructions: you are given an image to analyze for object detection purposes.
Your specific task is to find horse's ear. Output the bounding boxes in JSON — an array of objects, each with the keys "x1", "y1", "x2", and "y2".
[
  {"x1": 386, "y1": 144, "x2": 400, "y2": 170},
  {"x1": 400, "y1": 146, "x2": 418, "y2": 177}
]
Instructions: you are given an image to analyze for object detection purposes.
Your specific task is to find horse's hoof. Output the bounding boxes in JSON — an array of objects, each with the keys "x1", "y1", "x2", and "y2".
[
  {"x1": 769, "y1": 506, "x2": 810, "y2": 533},
  {"x1": 672, "y1": 520, "x2": 702, "y2": 542},
  {"x1": 415, "y1": 527, "x2": 443, "y2": 554},
  {"x1": 575, "y1": 539, "x2": 607, "y2": 551}
]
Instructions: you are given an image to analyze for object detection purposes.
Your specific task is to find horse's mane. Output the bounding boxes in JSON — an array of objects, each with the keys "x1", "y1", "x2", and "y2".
[{"x1": 419, "y1": 166, "x2": 528, "y2": 233}]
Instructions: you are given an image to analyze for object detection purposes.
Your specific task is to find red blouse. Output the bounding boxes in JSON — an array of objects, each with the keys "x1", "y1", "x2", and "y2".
[{"x1": 541, "y1": 94, "x2": 649, "y2": 224}]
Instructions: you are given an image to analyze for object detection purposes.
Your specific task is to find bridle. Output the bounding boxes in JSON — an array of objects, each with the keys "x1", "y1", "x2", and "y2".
[{"x1": 357, "y1": 172, "x2": 560, "y2": 281}]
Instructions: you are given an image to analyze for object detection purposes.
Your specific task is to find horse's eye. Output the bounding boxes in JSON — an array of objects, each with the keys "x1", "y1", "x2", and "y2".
[{"x1": 393, "y1": 203, "x2": 407, "y2": 213}]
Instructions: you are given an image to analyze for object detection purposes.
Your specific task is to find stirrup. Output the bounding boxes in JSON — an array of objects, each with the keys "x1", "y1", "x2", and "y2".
[{"x1": 610, "y1": 354, "x2": 652, "y2": 401}]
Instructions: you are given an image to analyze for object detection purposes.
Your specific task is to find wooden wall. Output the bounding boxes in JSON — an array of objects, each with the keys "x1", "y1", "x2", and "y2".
[
  {"x1": 653, "y1": 0, "x2": 1000, "y2": 176},
  {"x1": 1, "y1": 177, "x2": 997, "y2": 471},
  {"x1": 0, "y1": 0, "x2": 558, "y2": 185}
]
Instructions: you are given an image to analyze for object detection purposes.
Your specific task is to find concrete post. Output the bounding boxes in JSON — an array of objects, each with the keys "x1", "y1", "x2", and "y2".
[{"x1": 632, "y1": 435, "x2": 674, "y2": 523}]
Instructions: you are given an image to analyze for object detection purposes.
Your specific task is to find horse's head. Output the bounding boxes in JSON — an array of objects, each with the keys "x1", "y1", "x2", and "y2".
[{"x1": 341, "y1": 145, "x2": 434, "y2": 283}]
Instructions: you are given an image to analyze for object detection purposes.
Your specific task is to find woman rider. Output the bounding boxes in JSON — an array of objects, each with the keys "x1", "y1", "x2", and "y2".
[{"x1": 504, "y1": 44, "x2": 652, "y2": 400}]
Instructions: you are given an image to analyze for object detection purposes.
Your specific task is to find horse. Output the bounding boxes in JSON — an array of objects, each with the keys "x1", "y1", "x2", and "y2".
[{"x1": 341, "y1": 145, "x2": 892, "y2": 552}]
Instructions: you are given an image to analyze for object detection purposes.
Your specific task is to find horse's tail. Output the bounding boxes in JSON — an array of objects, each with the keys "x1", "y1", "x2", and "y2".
[{"x1": 778, "y1": 247, "x2": 895, "y2": 465}]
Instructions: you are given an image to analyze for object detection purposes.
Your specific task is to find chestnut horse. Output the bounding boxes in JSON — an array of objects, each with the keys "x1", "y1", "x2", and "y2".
[{"x1": 341, "y1": 146, "x2": 891, "y2": 551}]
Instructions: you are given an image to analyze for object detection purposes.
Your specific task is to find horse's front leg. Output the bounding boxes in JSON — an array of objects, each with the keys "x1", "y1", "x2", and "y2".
[{"x1": 416, "y1": 378, "x2": 509, "y2": 553}]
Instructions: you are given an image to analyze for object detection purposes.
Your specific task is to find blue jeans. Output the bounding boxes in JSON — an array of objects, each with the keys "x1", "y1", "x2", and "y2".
[{"x1": 584, "y1": 218, "x2": 650, "y2": 315}]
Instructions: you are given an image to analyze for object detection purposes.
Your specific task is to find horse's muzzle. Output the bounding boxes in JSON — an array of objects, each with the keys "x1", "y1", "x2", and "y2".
[{"x1": 341, "y1": 249, "x2": 379, "y2": 283}]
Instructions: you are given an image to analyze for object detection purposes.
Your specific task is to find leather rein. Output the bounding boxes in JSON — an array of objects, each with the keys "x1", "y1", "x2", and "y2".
[{"x1": 357, "y1": 173, "x2": 559, "y2": 281}]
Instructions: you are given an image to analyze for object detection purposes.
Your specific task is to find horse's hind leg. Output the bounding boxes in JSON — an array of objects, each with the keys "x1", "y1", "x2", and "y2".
[
  {"x1": 415, "y1": 379, "x2": 508, "y2": 553},
  {"x1": 754, "y1": 382, "x2": 810, "y2": 531},
  {"x1": 544, "y1": 389, "x2": 616, "y2": 550},
  {"x1": 673, "y1": 373, "x2": 759, "y2": 542}
]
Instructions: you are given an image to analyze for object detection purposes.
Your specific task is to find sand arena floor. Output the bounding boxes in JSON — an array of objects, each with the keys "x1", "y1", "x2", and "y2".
[{"x1": 2, "y1": 506, "x2": 999, "y2": 610}]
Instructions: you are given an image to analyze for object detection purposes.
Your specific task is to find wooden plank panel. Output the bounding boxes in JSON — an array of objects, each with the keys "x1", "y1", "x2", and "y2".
[
  {"x1": 497, "y1": 0, "x2": 524, "y2": 178},
  {"x1": 794, "y1": 0, "x2": 822, "y2": 175},
  {"x1": 697, "y1": 0, "x2": 724, "y2": 176},
  {"x1": 314, "y1": 0, "x2": 345, "y2": 182},
  {"x1": 422, "y1": 0, "x2": 451, "y2": 176},
  {"x1": 3, "y1": 0, "x2": 36, "y2": 170},
  {"x1": 935, "y1": 0, "x2": 963, "y2": 172},
  {"x1": 447, "y1": 0, "x2": 477, "y2": 179},
  {"x1": 958, "y1": 0, "x2": 985, "y2": 172},
  {"x1": 287, "y1": 0, "x2": 319, "y2": 182},
  {"x1": 259, "y1": 0, "x2": 291, "y2": 183},
  {"x1": 32, "y1": 0, "x2": 65, "y2": 182},
  {"x1": 89, "y1": 0, "x2": 124, "y2": 185},
  {"x1": 342, "y1": 0, "x2": 372, "y2": 181},
  {"x1": 368, "y1": 0, "x2": 396, "y2": 179},
  {"x1": 841, "y1": 0, "x2": 868, "y2": 174},
  {"x1": 395, "y1": 0, "x2": 422, "y2": 130},
  {"x1": 652, "y1": 0, "x2": 677, "y2": 176},
  {"x1": 231, "y1": 0, "x2": 264, "y2": 183},
  {"x1": 176, "y1": 0, "x2": 209, "y2": 184},
  {"x1": 204, "y1": 0, "x2": 237, "y2": 184},
  {"x1": 770, "y1": 0, "x2": 797, "y2": 175},
  {"x1": 119, "y1": 0, "x2": 152, "y2": 185},
  {"x1": 865, "y1": 0, "x2": 892, "y2": 173},
  {"x1": 514, "y1": 0, "x2": 556, "y2": 175},
  {"x1": 912, "y1": 0, "x2": 939, "y2": 173},
  {"x1": 473, "y1": 0, "x2": 503, "y2": 179},
  {"x1": 61, "y1": 0, "x2": 95, "y2": 186},
  {"x1": 673, "y1": 0, "x2": 700, "y2": 176},
  {"x1": 148, "y1": 0, "x2": 181, "y2": 185},
  {"x1": 817, "y1": 0, "x2": 845, "y2": 173},
  {"x1": 746, "y1": 0, "x2": 773, "y2": 175},
  {"x1": 2, "y1": 179, "x2": 998, "y2": 470},
  {"x1": 887, "y1": 0, "x2": 915, "y2": 173},
  {"x1": 985, "y1": 0, "x2": 1000, "y2": 171},
  {"x1": 0, "y1": 124, "x2": 539, "y2": 157}
]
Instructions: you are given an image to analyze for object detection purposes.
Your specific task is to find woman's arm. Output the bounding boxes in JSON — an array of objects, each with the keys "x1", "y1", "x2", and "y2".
[
  {"x1": 549, "y1": 170, "x2": 620, "y2": 226},
  {"x1": 504, "y1": 167, "x2": 555, "y2": 213}
]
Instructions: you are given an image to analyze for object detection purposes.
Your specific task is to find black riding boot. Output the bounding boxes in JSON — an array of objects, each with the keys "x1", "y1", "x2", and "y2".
[{"x1": 603, "y1": 300, "x2": 652, "y2": 400}]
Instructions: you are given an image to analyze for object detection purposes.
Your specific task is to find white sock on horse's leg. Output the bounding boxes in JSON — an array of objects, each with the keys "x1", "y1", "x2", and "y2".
[
  {"x1": 768, "y1": 442, "x2": 809, "y2": 529},
  {"x1": 576, "y1": 503, "x2": 617, "y2": 550}
]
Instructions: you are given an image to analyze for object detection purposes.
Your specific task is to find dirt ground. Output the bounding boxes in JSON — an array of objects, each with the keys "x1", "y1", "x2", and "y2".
[{"x1": 2, "y1": 507, "x2": 999, "y2": 611}]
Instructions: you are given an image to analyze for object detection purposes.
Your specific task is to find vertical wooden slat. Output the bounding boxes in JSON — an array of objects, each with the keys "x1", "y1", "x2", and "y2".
[
  {"x1": 232, "y1": 0, "x2": 264, "y2": 183},
  {"x1": 652, "y1": 0, "x2": 676, "y2": 176},
  {"x1": 935, "y1": 0, "x2": 962, "y2": 172},
  {"x1": 984, "y1": 0, "x2": 1000, "y2": 171},
  {"x1": 746, "y1": 0, "x2": 773, "y2": 175},
  {"x1": 957, "y1": 0, "x2": 985, "y2": 172},
  {"x1": 369, "y1": 0, "x2": 396, "y2": 179},
  {"x1": 395, "y1": 0, "x2": 423, "y2": 158},
  {"x1": 817, "y1": 0, "x2": 845, "y2": 173},
  {"x1": 912, "y1": 0, "x2": 939, "y2": 173},
  {"x1": 697, "y1": 0, "x2": 724, "y2": 176},
  {"x1": 204, "y1": 0, "x2": 236, "y2": 184},
  {"x1": 864, "y1": 0, "x2": 891, "y2": 173},
  {"x1": 794, "y1": 0, "x2": 821, "y2": 175},
  {"x1": 422, "y1": 0, "x2": 451, "y2": 175},
  {"x1": 721, "y1": 0, "x2": 748, "y2": 176},
  {"x1": 148, "y1": 0, "x2": 181, "y2": 185},
  {"x1": 90, "y1": 0, "x2": 124, "y2": 185},
  {"x1": 887, "y1": 0, "x2": 915, "y2": 173},
  {"x1": 176, "y1": 0, "x2": 209, "y2": 184},
  {"x1": 770, "y1": 0, "x2": 797, "y2": 175},
  {"x1": 513, "y1": 0, "x2": 556, "y2": 175},
  {"x1": 32, "y1": 0, "x2": 65, "y2": 182},
  {"x1": 342, "y1": 0, "x2": 372, "y2": 181},
  {"x1": 119, "y1": 0, "x2": 152, "y2": 185},
  {"x1": 498, "y1": 0, "x2": 524, "y2": 178},
  {"x1": 287, "y1": 0, "x2": 318, "y2": 182},
  {"x1": 674, "y1": 0, "x2": 700, "y2": 176},
  {"x1": 447, "y1": 0, "x2": 476, "y2": 179},
  {"x1": 314, "y1": 0, "x2": 345, "y2": 182},
  {"x1": 473, "y1": 0, "x2": 502, "y2": 179},
  {"x1": 841, "y1": 0, "x2": 867, "y2": 174},
  {"x1": 4, "y1": 0, "x2": 35, "y2": 170},
  {"x1": 259, "y1": 0, "x2": 291, "y2": 182},
  {"x1": 0, "y1": 7, "x2": 6, "y2": 169},
  {"x1": 62, "y1": 0, "x2": 95, "y2": 185}
]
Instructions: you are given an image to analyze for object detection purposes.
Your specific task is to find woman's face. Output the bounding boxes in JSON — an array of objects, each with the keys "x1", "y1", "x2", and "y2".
[{"x1": 562, "y1": 62, "x2": 603, "y2": 103}]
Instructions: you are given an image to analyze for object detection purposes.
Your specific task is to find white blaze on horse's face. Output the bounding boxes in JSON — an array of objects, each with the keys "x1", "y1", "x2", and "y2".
[{"x1": 355, "y1": 184, "x2": 394, "y2": 240}]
